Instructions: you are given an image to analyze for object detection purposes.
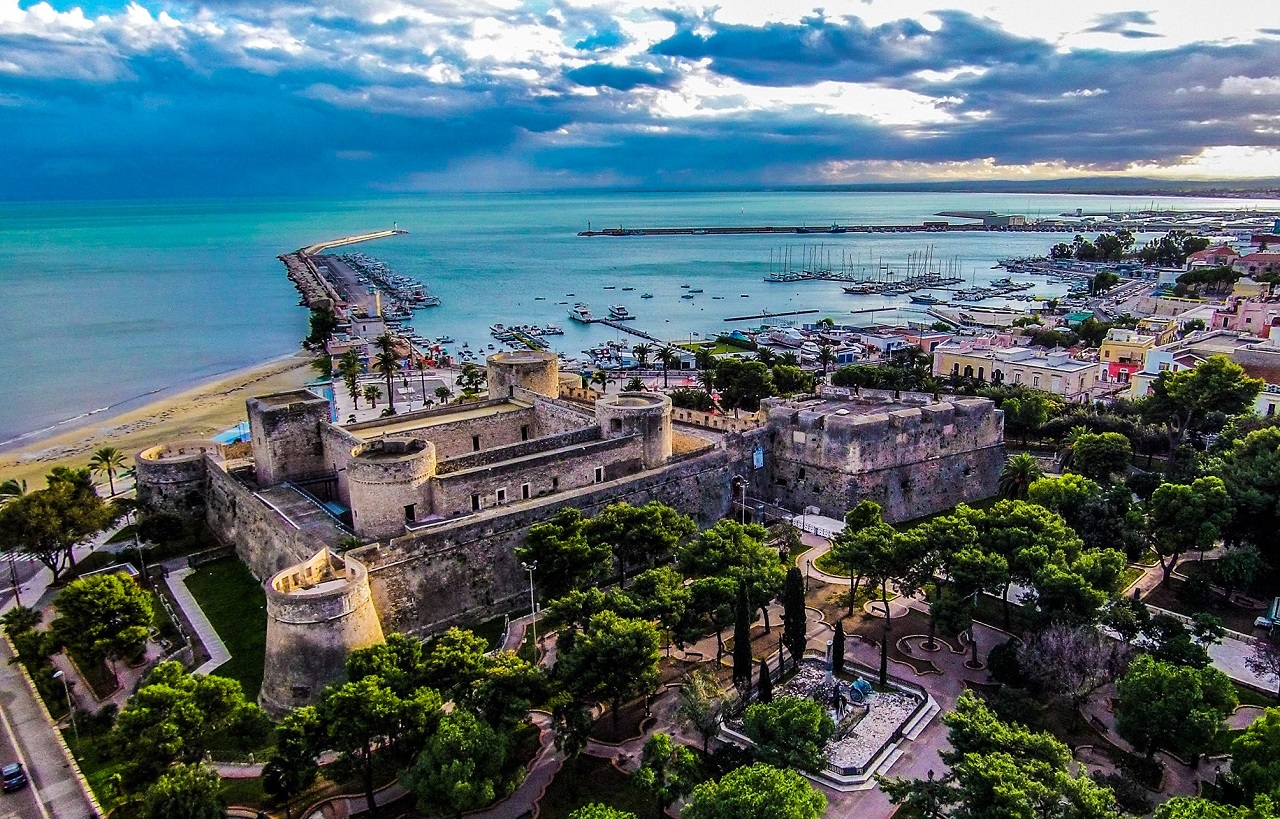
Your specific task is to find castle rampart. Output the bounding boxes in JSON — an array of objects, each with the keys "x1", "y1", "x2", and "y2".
[
  {"x1": 762, "y1": 388, "x2": 1004, "y2": 523},
  {"x1": 260, "y1": 548, "x2": 384, "y2": 715},
  {"x1": 135, "y1": 440, "x2": 223, "y2": 521}
]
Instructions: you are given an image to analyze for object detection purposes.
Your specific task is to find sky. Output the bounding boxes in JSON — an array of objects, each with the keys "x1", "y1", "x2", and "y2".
[{"x1": 3, "y1": 0, "x2": 1280, "y2": 198}]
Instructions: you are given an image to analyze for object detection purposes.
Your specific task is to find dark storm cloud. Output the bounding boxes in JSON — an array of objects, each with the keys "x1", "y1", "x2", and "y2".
[
  {"x1": 565, "y1": 63, "x2": 675, "y2": 90},
  {"x1": 650, "y1": 11, "x2": 1052, "y2": 86},
  {"x1": 2, "y1": 2, "x2": 1279, "y2": 198}
]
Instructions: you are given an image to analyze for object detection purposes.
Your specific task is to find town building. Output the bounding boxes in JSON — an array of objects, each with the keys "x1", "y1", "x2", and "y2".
[
  {"x1": 1185, "y1": 245, "x2": 1240, "y2": 269},
  {"x1": 1130, "y1": 330, "x2": 1280, "y2": 417},
  {"x1": 1098, "y1": 328, "x2": 1157, "y2": 385},
  {"x1": 931, "y1": 337, "x2": 1099, "y2": 401},
  {"x1": 1213, "y1": 298, "x2": 1280, "y2": 338},
  {"x1": 1233, "y1": 252, "x2": 1280, "y2": 276}
]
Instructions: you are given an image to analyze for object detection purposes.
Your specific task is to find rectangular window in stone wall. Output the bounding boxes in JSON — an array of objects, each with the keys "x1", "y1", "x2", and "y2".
[
  {"x1": 471, "y1": 494, "x2": 481, "y2": 511},
  {"x1": 522, "y1": 483, "x2": 531, "y2": 500},
  {"x1": 497, "y1": 488, "x2": 507, "y2": 504},
  {"x1": 594, "y1": 466, "x2": 604, "y2": 483}
]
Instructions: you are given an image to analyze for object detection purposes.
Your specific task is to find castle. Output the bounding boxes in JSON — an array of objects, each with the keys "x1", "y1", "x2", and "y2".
[{"x1": 135, "y1": 351, "x2": 1005, "y2": 714}]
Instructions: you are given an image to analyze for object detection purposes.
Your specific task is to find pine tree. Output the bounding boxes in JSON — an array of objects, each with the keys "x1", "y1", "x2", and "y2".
[
  {"x1": 833, "y1": 620, "x2": 846, "y2": 675},
  {"x1": 733, "y1": 581, "x2": 753, "y2": 693},
  {"x1": 757, "y1": 658, "x2": 773, "y2": 703},
  {"x1": 782, "y1": 566, "x2": 807, "y2": 672}
]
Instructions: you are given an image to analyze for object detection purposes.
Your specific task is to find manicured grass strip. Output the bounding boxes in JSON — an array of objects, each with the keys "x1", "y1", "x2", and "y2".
[{"x1": 184, "y1": 558, "x2": 267, "y2": 700}]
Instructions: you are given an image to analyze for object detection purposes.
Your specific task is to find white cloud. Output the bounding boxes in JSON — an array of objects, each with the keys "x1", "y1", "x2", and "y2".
[{"x1": 1220, "y1": 75, "x2": 1280, "y2": 95}]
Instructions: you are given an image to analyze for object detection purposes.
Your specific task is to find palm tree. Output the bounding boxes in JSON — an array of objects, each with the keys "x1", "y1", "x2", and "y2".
[
  {"x1": 998, "y1": 453, "x2": 1044, "y2": 500},
  {"x1": 658, "y1": 346, "x2": 680, "y2": 388},
  {"x1": 624, "y1": 376, "x2": 646, "y2": 392},
  {"x1": 338, "y1": 349, "x2": 363, "y2": 409},
  {"x1": 415, "y1": 358, "x2": 428, "y2": 406},
  {"x1": 89, "y1": 447, "x2": 127, "y2": 496},
  {"x1": 363, "y1": 384, "x2": 382, "y2": 408},
  {"x1": 590, "y1": 370, "x2": 608, "y2": 391},
  {"x1": 697, "y1": 367, "x2": 716, "y2": 394},
  {"x1": 435, "y1": 385, "x2": 452, "y2": 404},
  {"x1": 632, "y1": 343, "x2": 653, "y2": 370},
  {"x1": 816, "y1": 317, "x2": 835, "y2": 330},
  {"x1": 373, "y1": 350, "x2": 399, "y2": 413},
  {"x1": 777, "y1": 351, "x2": 799, "y2": 367},
  {"x1": 817, "y1": 346, "x2": 837, "y2": 377},
  {"x1": 755, "y1": 347, "x2": 777, "y2": 367},
  {"x1": 0, "y1": 478, "x2": 26, "y2": 506},
  {"x1": 1059, "y1": 424, "x2": 1090, "y2": 469}
]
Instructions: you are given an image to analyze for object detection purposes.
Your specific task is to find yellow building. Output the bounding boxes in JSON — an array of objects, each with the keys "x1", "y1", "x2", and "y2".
[
  {"x1": 1098, "y1": 328, "x2": 1157, "y2": 385},
  {"x1": 1136, "y1": 317, "x2": 1179, "y2": 346},
  {"x1": 932, "y1": 338, "x2": 1099, "y2": 402}
]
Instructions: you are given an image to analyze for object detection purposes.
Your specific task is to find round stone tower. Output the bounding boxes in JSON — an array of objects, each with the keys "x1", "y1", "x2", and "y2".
[
  {"x1": 595, "y1": 392, "x2": 673, "y2": 468},
  {"x1": 260, "y1": 549, "x2": 385, "y2": 716},
  {"x1": 134, "y1": 440, "x2": 223, "y2": 521},
  {"x1": 346, "y1": 438, "x2": 435, "y2": 540},
  {"x1": 487, "y1": 350, "x2": 560, "y2": 399}
]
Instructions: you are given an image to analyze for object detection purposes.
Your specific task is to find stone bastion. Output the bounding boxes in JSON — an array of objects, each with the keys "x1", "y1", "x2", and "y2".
[
  {"x1": 260, "y1": 548, "x2": 385, "y2": 715},
  {"x1": 135, "y1": 439, "x2": 223, "y2": 521},
  {"x1": 594, "y1": 391, "x2": 673, "y2": 468}
]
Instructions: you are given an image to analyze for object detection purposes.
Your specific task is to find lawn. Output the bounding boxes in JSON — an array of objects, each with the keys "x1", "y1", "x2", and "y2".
[
  {"x1": 536, "y1": 754, "x2": 652, "y2": 819},
  {"x1": 1143, "y1": 576, "x2": 1265, "y2": 635},
  {"x1": 1116, "y1": 566, "x2": 1145, "y2": 593},
  {"x1": 183, "y1": 557, "x2": 267, "y2": 700}
]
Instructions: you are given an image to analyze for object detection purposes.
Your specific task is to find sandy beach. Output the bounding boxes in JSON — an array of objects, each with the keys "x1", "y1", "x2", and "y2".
[{"x1": 0, "y1": 353, "x2": 317, "y2": 489}]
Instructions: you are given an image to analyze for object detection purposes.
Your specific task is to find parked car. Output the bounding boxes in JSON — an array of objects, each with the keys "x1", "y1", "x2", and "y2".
[{"x1": 1, "y1": 763, "x2": 27, "y2": 792}]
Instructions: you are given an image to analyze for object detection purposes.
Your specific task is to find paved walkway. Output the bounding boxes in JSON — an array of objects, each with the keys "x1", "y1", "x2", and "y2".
[{"x1": 163, "y1": 562, "x2": 231, "y2": 675}]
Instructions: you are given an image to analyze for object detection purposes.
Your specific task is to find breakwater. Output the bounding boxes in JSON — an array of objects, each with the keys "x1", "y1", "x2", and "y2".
[{"x1": 579, "y1": 223, "x2": 1080, "y2": 237}]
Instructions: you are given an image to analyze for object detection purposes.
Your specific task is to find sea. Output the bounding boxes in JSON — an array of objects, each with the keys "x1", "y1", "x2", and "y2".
[{"x1": 3, "y1": 190, "x2": 1279, "y2": 448}]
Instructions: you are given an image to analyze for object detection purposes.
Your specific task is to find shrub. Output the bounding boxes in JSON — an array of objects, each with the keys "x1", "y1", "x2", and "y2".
[{"x1": 986, "y1": 639, "x2": 1027, "y2": 687}]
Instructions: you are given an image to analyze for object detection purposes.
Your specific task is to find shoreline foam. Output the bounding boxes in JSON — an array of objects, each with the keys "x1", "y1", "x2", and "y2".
[{"x1": 0, "y1": 352, "x2": 316, "y2": 489}]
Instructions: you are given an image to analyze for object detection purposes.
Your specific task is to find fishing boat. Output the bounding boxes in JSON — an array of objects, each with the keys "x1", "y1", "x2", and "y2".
[
  {"x1": 688, "y1": 288, "x2": 704, "y2": 294},
  {"x1": 640, "y1": 293, "x2": 654, "y2": 299},
  {"x1": 569, "y1": 303, "x2": 594, "y2": 322},
  {"x1": 608, "y1": 305, "x2": 631, "y2": 319},
  {"x1": 843, "y1": 284, "x2": 873, "y2": 295},
  {"x1": 681, "y1": 294, "x2": 695, "y2": 300}
]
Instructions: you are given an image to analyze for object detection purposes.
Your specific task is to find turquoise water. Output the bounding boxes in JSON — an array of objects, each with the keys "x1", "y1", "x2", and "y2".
[{"x1": 2, "y1": 190, "x2": 1278, "y2": 445}]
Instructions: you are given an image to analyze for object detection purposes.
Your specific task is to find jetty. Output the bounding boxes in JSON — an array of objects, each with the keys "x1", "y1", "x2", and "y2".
[
  {"x1": 592, "y1": 318, "x2": 663, "y2": 342},
  {"x1": 300, "y1": 228, "x2": 408, "y2": 257},
  {"x1": 280, "y1": 228, "x2": 408, "y2": 311},
  {"x1": 724, "y1": 309, "x2": 820, "y2": 322},
  {"x1": 579, "y1": 223, "x2": 1077, "y2": 237}
]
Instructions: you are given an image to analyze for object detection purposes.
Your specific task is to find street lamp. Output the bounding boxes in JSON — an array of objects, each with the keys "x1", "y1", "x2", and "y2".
[
  {"x1": 52, "y1": 670, "x2": 77, "y2": 742},
  {"x1": 520, "y1": 561, "x2": 538, "y2": 651},
  {"x1": 732, "y1": 476, "x2": 746, "y2": 525}
]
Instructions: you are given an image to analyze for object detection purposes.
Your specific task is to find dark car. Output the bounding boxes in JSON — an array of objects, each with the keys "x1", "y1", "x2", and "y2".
[{"x1": 1, "y1": 763, "x2": 27, "y2": 792}]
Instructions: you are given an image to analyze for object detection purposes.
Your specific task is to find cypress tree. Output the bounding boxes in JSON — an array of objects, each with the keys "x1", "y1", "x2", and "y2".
[
  {"x1": 757, "y1": 658, "x2": 773, "y2": 703},
  {"x1": 782, "y1": 566, "x2": 807, "y2": 671},
  {"x1": 733, "y1": 581, "x2": 752, "y2": 693},
  {"x1": 833, "y1": 620, "x2": 846, "y2": 675}
]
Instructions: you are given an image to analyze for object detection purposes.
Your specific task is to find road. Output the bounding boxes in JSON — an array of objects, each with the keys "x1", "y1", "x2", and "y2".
[
  {"x1": 0, "y1": 634, "x2": 97, "y2": 819},
  {"x1": 0, "y1": 555, "x2": 44, "y2": 610}
]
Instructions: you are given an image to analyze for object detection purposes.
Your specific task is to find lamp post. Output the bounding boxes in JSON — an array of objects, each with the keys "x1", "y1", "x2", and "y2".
[
  {"x1": 520, "y1": 561, "x2": 538, "y2": 650},
  {"x1": 52, "y1": 670, "x2": 77, "y2": 742},
  {"x1": 732, "y1": 476, "x2": 746, "y2": 525}
]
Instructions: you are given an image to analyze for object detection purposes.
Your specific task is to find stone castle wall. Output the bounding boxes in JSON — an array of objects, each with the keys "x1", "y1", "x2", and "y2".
[
  {"x1": 247, "y1": 392, "x2": 331, "y2": 485},
  {"x1": 206, "y1": 462, "x2": 329, "y2": 581},
  {"x1": 135, "y1": 440, "x2": 222, "y2": 521},
  {"x1": 763, "y1": 394, "x2": 1004, "y2": 523},
  {"x1": 434, "y1": 426, "x2": 601, "y2": 475},
  {"x1": 351, "y1": 431, "x2": 766, "y2": 636},
  {"x1": 430, "y1": 436, "x2": 646, "y2": 517}
]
